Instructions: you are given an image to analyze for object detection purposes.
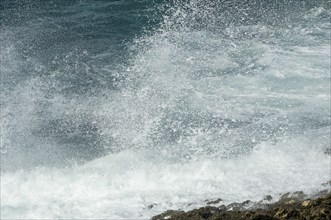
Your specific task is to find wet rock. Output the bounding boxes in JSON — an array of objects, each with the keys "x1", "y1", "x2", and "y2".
[
  {"x1": 285, "y1": 209, "x2": 300, "y2": 218},
  {"x1": 242, "y1": 200, "x2": 252, "y2": 206},
  {"x1": 227, "y1": 202, "x2": 243, "y2": 211},
  {"x1": 218, "y1": 204, "x2": 227, "y2": 212},
  {"x1": 313, "y1": 189, "x2": 329, "y2": 199},
  {"x1": 302, "y1": 200, "x2": 311, "y2": 207},
  {"x1": 205, "y1": 198, "x2": 222, "y2": 205},
  {"x1": 274, "y1": 208, "x2": 287, "y2": 218},
  {"x1": 264, "y1": 195, "x2": 273, "y2": 201},
  {"x1": 324, "y1": 148, "x2": 331, "y2": 155},
  {"x1": 148, "y1": 203, "x2": 157, "y2": 209},
  {"x1": 152, "y1": 210, "x2": 185, "y2": 220},
  {"x1": 292, "y1": 191, "x2": 306, "y2": 200},
  {"x1": 227, "y1": 200, "x2": 252, "y2": 211},
  {"x1": 256, "y1": 195, "x2": 273, "y2": 208},
  {"x1": 152, "y1": 192, "x2": 331, "y2": 220},
  {"x1": 251, "y1": 214, "x2": 276, "y2": 220},
  {"x1": 321, "y1": 180, "x2": 331, "y2": 187},
  {"x1": 280, "y1": 192, "x2": 290, "y2": 200},
  {"x1": 285, "y1": 200, "x2": 296, "y2": 205}
]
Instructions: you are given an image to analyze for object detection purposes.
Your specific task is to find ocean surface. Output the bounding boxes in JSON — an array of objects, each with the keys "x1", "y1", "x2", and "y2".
[{"x1": 1, "y1": 0, "x2": 330, "y2": 219}]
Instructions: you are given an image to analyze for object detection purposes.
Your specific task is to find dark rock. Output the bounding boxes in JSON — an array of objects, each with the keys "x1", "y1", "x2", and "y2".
[
  {"x1": 251, "y1": 214, "x2": 276, "y2": 220},
  {"x1": 148, "y1": 204, "x2": 157, "y2": 209},
  {"x1": 205, "y1": 198, "x2": 222, "y2": 205},
  {"x1": 324, "y1": 148, "x2": 331, "y2": 155},
  {"x1": 151, "y1": 192, "x2": 331, "y2": 220},
  {"x1": 218, "y1": 204, "x2": 227, "y2": 211},
  {"x1": 151, "y1": 210, "x2": 185, "y2": 220},
  {"x1": 285, "y1": 209, "x2": 300, "y2": 218},
  {"x1": 243, "y1": 200, "x2": 252, "y2": 205},
  {"x1": 227, "y1": 200, "x2": 252, "y2": 211},
  {"x1": 313, "y1": 189, "x2": 329, "y2": 199},
  {"x1": 263, "y1": 195, "x2": 273, "y2": 201},
  {"x1": 321, "y1": 180, "x2": 331, "y2": 187},
  {"x1": 292, "y1": 191, "x2": 306, "y2": 200},
  {"x1": 227, "y1": 202, "x2": 242, "y2": 211},
  {"x1": 280, "y1": 192, "x2": 290, "y2": 200}
]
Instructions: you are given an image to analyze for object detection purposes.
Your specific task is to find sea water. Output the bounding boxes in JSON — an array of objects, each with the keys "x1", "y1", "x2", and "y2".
[{"x1": 1, "y1": 0, "x2": 330, "y2": 219}]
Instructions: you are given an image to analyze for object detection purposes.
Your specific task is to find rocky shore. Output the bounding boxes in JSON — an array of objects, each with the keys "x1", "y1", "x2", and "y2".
[{"x1": 152, "y1": 189, "x2": 331, "y2": 220}]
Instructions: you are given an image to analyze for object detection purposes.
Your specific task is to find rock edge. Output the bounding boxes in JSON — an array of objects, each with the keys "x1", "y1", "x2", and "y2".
[{"x1": 151, "y1": 191, "x2": 331, "y2": 220}]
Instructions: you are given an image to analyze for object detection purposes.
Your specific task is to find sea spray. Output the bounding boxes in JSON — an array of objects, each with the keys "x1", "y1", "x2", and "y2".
[{"x1": 1, "y1": 0, "x2": 330, "y2": 219}]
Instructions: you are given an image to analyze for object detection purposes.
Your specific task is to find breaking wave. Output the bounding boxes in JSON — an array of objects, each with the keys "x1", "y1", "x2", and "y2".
[{"x1": 1, "y1": 0, "x2": 330, "y2": 218}]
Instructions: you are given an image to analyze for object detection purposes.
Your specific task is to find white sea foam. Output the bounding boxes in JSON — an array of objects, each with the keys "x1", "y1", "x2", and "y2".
[
  {"x1": 1, "y1": 130, "x2": 330, "y2": 219},
  {"x1": 1, "y1": 1, "x2": 330, "y2": 219}
]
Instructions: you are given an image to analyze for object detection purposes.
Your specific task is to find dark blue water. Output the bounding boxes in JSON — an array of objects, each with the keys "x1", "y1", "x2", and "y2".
[
  {"x1": 1, "y1": 0, "x2": 330, "y2": 167},
  {"x1": 1, "y1": 0, "x2": 163, "y2": 168},
  {"x1": 1, "y1": 0, "x2": 158, "y2": 88}
]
